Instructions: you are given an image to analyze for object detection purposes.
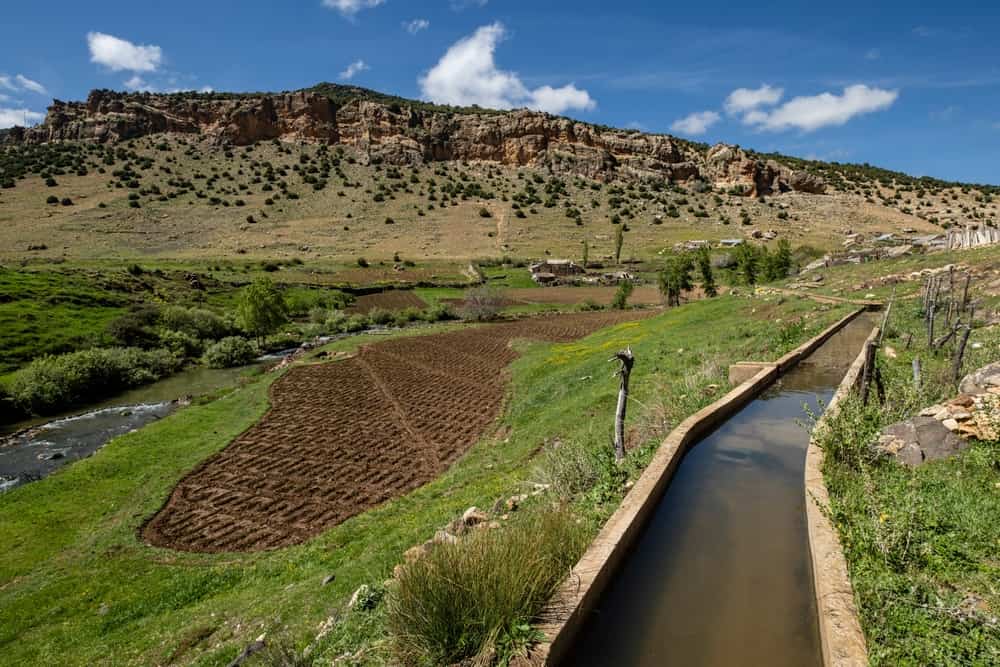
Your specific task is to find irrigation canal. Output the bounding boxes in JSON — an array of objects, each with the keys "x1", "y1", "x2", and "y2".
[{"x1": 566, "y1": 314, "x2": 874, "y2": 666}]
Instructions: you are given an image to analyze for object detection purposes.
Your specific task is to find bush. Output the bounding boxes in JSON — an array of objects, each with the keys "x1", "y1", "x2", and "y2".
[
  {"x1": 107, "y1": 307, "x2": 161, "y2": 348},
  {"x1": 7, "y1": 347, "x2": 180, "y2": 415},
  {"x1": 388, "y1": 506, "x2": 587, "y2": 665},
  {"x1": 393, "y1": 307, "x2": 423, "y2": 326},
  {"x1": 159, "y1": 329, "x2": 203, "y2": 359},
  {"x1": 610, "y1": 280, "x2": 634, "y2": 310},
  {"x1": 368, "y1": 307, "x2": 394, "y2": 326},
  {"x1": 422, "y1": 303, "x2": 458, "y2": 322},
  {"x1": 160, "y1": 305, "x2": 231, "y2": 341},
  {"x1": 203, "y1": 336, "x2": 257, "y2": 369},
  {"x1": 339, "y1": 314, "x2": 369, "y2": 333}
]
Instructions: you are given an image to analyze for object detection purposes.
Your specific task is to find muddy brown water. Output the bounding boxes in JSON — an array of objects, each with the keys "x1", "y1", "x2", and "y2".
[{"x1": 566, "y1": 315, "x2": 874, "y2": 667}]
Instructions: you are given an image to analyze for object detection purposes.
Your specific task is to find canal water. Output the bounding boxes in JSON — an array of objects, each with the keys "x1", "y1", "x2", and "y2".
[{"x1": 566, "y1": 314, "x2": 873, "y2": 667}]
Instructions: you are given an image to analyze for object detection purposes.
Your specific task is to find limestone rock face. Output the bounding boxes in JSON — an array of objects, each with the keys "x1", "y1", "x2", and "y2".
[
  {"x1": 704, "y1": 143, "x2": 826, "y2": 195},
  {"x1": 7, "y1": 89, "x2": 824, "y2": 193}
]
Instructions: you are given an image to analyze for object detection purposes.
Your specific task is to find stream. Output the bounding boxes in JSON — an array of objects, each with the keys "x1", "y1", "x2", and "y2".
[
  {"x1": 0, "y1": 358, "x2": 280, "y2": 493},
  {"x1": 565, "y1": 314, "x2": 874, "y2": 666}
]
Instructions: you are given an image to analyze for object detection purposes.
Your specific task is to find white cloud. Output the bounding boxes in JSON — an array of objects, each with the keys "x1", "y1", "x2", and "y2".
[
  {"x1": 404, "y1": 18, "x2": 430, "y2": 34},
  {"x1": 340, "y1": 60, "x2": 370, "y2": 80},
  {"x1": 743, "y1": 84, "x2": 898, "y2": 132},
  {"x1": 451, "y1": 0, "x2": 488, "y2": 9},
  {"x1": 0, "y1": 74, "x2": 48, "y2": 95},
  {"x1": 669, "y1": 110, "x2": 720, "y2": 136},
  {"x1": 0, "y1": 108, "x2": 44, "y2": 128},
  {"x1": 87, "y1": 32, "x2": 162, "y2": 72},
  {"x1": 322, "y1": 0, "x2": 384, "y2": 17},
  {"x1": 724, "y1": 84, "x2": 783, "y2": 114},
  {"x1": 123, "y1": 75, "x2": 157, "y2": 92},
  {"x1": 14, "y1": 74, "x2": 46, "y2": 95},
  {"x1": 528, "y1": 84, "x2": 596, "y2": 114},
  {"x1": 420, "y1": 23, "x2": 595, "y2": 114}
]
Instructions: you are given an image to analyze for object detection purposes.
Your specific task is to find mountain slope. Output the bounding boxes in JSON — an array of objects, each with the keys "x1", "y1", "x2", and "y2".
[{"x1": 0, "y1": 84, "x2": 996, "y2": 263}]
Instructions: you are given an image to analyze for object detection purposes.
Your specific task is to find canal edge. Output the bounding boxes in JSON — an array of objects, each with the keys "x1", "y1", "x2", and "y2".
[
  {"x1": 530, "y1": 307, "x2": 869, "y2": 666},
  {"x1": 803, "y1": 327, "x2": 878, "y2": 667}
]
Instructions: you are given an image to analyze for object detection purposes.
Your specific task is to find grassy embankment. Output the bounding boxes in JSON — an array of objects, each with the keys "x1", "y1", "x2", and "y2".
[
  {"x1": 806, "y1": 247, "x2": 1000, "y2": 665},
  {"x1": 0, "y1": 292, "x2": 848, "y2": 665}
]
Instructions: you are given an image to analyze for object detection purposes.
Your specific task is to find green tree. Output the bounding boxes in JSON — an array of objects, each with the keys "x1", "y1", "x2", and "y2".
[
  {"x1": 614, "y1": 225, "x2": 625, "y2": 265},
  {"x1": 772, "y1": 239, "x2": 793, "y2": 280},
  {"x1": 658, "y1": 252, "x2": 694, "y2": 307},
  {"x1": 611, "y1": 279, "x2": 634, "y2": 310},
  {"x1": 734, "y1": 243, "x2": 759, "y2": 286},
  {"x1": 696, "y1": 247, "x2": 717, "y2": 297},
  {"x1": 582, "y1": 239, "x2": 589, "y2": 269},
  {"x1": 237, "y1": 277, "x2": 288, "y2": 346}
]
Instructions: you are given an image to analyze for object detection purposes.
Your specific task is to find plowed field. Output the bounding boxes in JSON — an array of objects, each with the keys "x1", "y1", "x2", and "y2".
[
  {"x1": 143, "y1": 311, "x2": 651, "y2": 552},
  {"x1": 347, "y1": 290, "x2": 428, "y2": 314}
]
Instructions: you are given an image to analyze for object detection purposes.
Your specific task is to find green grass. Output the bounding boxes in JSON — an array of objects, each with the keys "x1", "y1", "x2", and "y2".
[
  {"x1": 0, "y1": 268, "x2": 128, "y2": 374},
  {"x1": 817, "y1": 292, "x2": 1000, "y2": 665},
  {"x1": 0, "y1": 294, "x2": 848, "y2": 665}
]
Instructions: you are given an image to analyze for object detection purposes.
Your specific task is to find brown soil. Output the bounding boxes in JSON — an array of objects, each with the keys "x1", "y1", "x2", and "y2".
[
  {"x1": 503, "y1": 285, "x2": 663, "y2": 305},
  {"x1": 346, "y1": 290, "x2": 428, "y2": 314},
  {"x1": 142, "y1": 310, "x2": 651, "y2": 553}
]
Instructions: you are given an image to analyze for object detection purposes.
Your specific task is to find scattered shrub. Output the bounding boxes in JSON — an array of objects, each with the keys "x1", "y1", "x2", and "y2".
[
  {"x1": 461, "y1": 286, "x2": 505, "y2": 321},
  {"x1": 160, "y1": 306, "x2": 231, "y2": 341},
  {"x1": 203, "y1": 336, "x2": 257, "y2": 369},
  {"x1": 8, "y1": 347, "x2": 180, "y2": 415},
  {"x1": 610, "y1": 280, "x2": 634, "y2": 310},
  {"x1": 388, "y1": 506, "x2": 587, "y2": 666},
  {"x1": 368, "y1": 307, "x2": 394, "y2": 326}
]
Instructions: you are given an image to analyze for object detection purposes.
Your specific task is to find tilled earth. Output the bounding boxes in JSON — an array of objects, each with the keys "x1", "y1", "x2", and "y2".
[{"x1": 142, "y1": 311, "x2": 650, "y2": 552}]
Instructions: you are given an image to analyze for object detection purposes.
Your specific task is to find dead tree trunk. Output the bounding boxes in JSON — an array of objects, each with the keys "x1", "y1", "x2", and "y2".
[
  {"x1": 951, "y1": 326, "x2": 972, "y2": 385},
  {"x1": 960, "y1": 273, "x2": 971, "y2": 313},
  {"x1": 611, "y1": 347, "x2": 634, "y2": 462}
]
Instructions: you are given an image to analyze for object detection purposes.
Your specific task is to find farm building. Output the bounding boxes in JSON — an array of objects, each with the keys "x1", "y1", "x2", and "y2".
[{"x1": 530, "y1": 259, "x2": 584, "y2": 284}]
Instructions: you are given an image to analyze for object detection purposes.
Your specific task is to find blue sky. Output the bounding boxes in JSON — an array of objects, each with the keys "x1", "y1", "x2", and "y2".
[{"x1": 2, "y1": 0, "x2": 998, "y2": 183}]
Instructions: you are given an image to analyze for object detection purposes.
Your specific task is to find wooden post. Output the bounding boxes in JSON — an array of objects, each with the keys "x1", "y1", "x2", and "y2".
[
  {"x1": 951, "y1": 326, "x2": 971, "y2": 385},
  {"x1": 912, "y1": 357, "x2": 922, "y2": 390},
  {"x1": 878, "y1": 286, "x2": 895, "y2": 347},
  {"x1": 860, "y1": 341, "x2": 877, "y2": 406},
  {"x1": 959, "y1": 273, "x2": 971, "y2": 313},
  {"x1": 611, "y1": 347, "x2": 634, "y2": 462}
]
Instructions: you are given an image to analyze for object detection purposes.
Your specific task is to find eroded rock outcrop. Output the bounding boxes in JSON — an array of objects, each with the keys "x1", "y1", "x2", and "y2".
[{"x1": 6, "y1": 88, "x2": 824, "y2": 193}]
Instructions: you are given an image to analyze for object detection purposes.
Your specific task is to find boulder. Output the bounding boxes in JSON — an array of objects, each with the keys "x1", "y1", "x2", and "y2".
[
  {"x1": 959, "y1": 362, "x2": 1000, "y2": 396},
  {"x1": 874, "y1": 416, "x2": 969, "y2": 467}
]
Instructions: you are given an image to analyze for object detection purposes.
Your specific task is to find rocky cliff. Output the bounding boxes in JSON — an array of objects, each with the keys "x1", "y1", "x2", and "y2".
[{"x1": 5, "y1": 86, "x2": 824, "y2": 195}]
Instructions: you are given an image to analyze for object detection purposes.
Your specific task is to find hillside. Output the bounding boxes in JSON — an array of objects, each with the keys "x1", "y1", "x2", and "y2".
[{"x1": 0, "y1": 84, "x2": 997, "y2": 264}]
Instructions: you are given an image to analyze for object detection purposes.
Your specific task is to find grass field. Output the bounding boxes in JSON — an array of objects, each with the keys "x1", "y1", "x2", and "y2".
[{"x1": 0, "y1": 293, "x2": 849, "y2": 665}]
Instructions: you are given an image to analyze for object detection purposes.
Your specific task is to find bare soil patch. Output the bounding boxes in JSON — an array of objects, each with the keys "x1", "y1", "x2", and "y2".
[
  {"x1": 503, "y1": 285, "x2": 663, "y2": 305},
  {"x1": 346, "y1": 290, "x2": 428, "y2": 314},
  {"x1": 142, "y1": 311, "x2": 651, "y2": 552}
]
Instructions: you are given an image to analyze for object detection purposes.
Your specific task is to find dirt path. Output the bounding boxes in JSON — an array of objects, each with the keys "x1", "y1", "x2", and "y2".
[{"x1": 142, "y1": 311, "x2": 652, "y2": 552}]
